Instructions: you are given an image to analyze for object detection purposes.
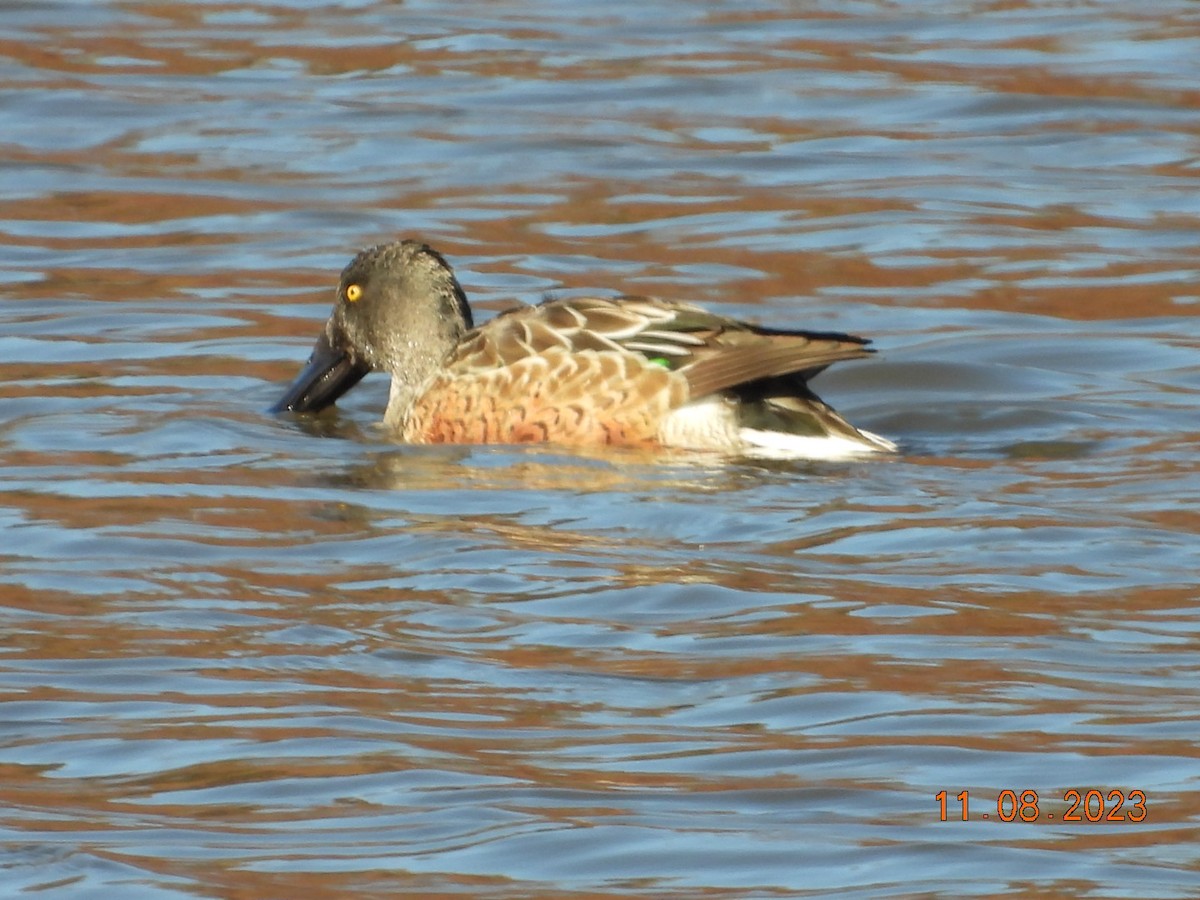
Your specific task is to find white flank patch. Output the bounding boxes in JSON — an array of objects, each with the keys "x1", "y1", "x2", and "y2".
[
  {"x1": 658, "y1": 396, "x2": 743, "y2": 452},
  {"x1": 661, "y1": 397, "x2": 897, "y2": 460},
  {"x1": 738, "y1": 427, "x2": 897, "y2": 461}
]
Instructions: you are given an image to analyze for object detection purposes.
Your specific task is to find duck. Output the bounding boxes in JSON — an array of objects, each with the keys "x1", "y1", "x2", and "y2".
[{"x1": 272, "y1": 240, "x2": 896, "y2": 459}]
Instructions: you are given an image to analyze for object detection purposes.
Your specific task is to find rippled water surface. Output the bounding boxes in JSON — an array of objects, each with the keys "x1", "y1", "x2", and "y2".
[{"x1": 3, "y1": 2, "x2": 1199, "y2": 897}]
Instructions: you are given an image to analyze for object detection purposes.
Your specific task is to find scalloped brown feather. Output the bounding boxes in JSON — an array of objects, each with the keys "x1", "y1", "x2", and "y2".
[
  {"x1": 398, "y1": 295, "x2": 875, "y2": 448},
  {"x1": 402, "y1": 346, "x2": 686, "y2": 446}
]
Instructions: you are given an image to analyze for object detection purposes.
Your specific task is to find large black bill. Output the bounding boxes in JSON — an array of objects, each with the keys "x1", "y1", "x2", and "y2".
[{"x1": 271, "y1": 329, "x2": 371, "y2": 414}]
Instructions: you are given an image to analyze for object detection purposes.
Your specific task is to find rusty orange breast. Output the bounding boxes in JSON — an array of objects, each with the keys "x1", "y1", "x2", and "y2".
[{"x1": 399, "y1": 349, "x2": 686, "y2": 446}]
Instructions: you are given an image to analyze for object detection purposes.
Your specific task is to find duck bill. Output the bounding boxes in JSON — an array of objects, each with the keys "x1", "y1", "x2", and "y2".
[{"x1": 272, "y1": 329, "x2": 371, "y2": 414}]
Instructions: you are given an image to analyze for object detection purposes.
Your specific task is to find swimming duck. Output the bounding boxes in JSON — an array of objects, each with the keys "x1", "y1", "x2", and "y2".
[{"x1": 273, "y1": 240, "x2": 895, "y2": 458}]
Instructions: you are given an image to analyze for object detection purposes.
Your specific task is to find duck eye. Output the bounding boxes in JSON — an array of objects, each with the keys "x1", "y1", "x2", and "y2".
[{"x1": 345, "y1": 284, "x2": 363, "y2": 302}]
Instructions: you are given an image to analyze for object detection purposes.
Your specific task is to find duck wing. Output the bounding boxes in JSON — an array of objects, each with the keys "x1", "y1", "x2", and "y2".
[{"x1": 447, "y1": 294, "x2": 872, "y2": 399}]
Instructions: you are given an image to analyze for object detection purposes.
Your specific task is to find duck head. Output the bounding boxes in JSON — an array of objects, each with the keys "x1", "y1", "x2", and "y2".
[{"x1": 272, "y1": 240, "x2": 473, "y2": 415}]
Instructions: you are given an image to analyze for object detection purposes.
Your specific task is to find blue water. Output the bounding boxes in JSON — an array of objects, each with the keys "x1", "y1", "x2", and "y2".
[{"x1": 1, "y1": 2, "x2": 1199, "y2": 897}]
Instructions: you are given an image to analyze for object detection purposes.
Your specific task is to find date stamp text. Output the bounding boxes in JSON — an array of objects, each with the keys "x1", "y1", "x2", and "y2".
[{"x1": 935, "y1": 789, "x2": 1147, "y2": 823}]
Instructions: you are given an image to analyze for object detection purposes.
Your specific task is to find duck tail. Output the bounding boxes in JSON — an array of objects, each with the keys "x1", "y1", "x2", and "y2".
[{"x1": 733, "y1": 377, "x2": 897, "y2": 459}]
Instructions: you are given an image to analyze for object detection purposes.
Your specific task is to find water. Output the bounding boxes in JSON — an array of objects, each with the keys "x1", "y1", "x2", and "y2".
[{"x1": 2, "y1": 2, "x2": 1199, "y2": 897}]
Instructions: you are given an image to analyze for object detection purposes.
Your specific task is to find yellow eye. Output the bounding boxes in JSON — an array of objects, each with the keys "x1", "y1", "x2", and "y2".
[{"x1": 345, "y1": 283, "x2": 363, "y2": 302}]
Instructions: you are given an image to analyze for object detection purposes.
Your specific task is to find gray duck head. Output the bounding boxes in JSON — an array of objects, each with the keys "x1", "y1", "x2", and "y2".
[{"x1": 272, "y1": 240, "x2": 473, "y2": 414}]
